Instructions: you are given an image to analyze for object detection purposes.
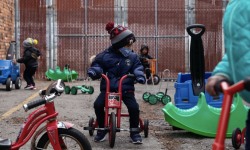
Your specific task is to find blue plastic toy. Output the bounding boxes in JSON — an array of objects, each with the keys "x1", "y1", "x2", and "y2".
[
  {"x1": 174, "y1": 72, "x2": 223, "y2": 109},
  {"x1": 0, "y1": 60, "x2": 21, "y2": 91}
]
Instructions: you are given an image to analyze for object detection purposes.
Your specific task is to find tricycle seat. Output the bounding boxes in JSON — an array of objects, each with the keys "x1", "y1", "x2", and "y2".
[{"x1": 0, "y1": 138, "x2": 12, "y2": 149}]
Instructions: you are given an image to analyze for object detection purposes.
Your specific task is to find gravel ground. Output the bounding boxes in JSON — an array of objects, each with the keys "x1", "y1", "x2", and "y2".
[{"x1": 0, "y1": 79, "x2": 248, "y2": 150}]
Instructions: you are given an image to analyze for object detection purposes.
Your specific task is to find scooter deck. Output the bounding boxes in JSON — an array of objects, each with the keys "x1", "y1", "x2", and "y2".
[
  {"x1": 45, "y1": 66, "x2": 78, "y2": 81},
  {"x1": 162, "y1": 93, "x2": 249, "y2": 137}
]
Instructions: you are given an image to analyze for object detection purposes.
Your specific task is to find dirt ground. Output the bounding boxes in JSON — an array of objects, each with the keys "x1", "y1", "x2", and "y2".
[{"x1": 0, "y1": 79, "x2": 247, "y2": 150}]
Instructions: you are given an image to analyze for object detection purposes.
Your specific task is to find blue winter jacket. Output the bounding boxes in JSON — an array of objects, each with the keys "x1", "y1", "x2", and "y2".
[
  {"x1": 212, "y1": 0, "x2": 250, "y2": 103},
  {"x1": 87, "y1": 46, "x2": 145, "y2": 92}
]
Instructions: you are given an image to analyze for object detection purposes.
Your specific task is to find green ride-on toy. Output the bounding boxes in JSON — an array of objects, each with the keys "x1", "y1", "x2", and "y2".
[
  {"x1": 64, "y1": 64, "x2": 76, "y2": 94},
  {"x1": 142, "y1": 69, "x2": 171, "y2": 105},
  {"x1": 70, "y1": 77, "x2": 94, "y2": 95}
]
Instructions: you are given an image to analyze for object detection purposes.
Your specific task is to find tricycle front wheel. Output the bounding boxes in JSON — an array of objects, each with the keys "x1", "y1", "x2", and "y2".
[{"x1": 109, "y1": 112, "x2": 116, "y2": 148}]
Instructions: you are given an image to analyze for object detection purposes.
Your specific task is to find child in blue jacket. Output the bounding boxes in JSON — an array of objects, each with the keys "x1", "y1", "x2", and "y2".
[
  {"x1": 205, "y1": 0, "x2": 250, "y2": 149},
  {"x1": 87, "y1": 22, "x2": 145, "y2": 144}
]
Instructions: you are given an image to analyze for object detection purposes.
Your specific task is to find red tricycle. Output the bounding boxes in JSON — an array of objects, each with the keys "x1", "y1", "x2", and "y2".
[
  {"x1": 84, "y1": 74, "x2": 149, "y2": 148},
  {"x1": 212, "y1": 77, "x2": 250, "y2": 150},
  {"x1": 0, "y1": 79, "x2": 92, "y2": 150}
]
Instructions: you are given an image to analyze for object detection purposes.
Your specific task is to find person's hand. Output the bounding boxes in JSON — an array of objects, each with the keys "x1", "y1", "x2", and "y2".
[
  {"x1": 13, "y1": 59, "x2": 16, "y2": 63},
  {"x1": 205, "y1": 75, "x2": 228, "y2": 97}
]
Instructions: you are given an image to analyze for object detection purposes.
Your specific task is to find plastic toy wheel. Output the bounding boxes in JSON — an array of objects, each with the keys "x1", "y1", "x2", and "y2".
[
  {"x1": 232, "y1": 128, "x2": 242, "y2": 149},
  {"x1": 81, "y1": 85, "x2": 86, "y2": 93},
  {"x1": 65, "y1": 86, "x2": 71, "y2": 94},
  {"x1": 109, "y1": 112, "x2": 116, "y2": 148},
  {"x1": 6, "y1": 78, "x2": 12, "y2": 91},
  {"x1": 71, "y1": 86, "x2": 78, "y2": 95},
  {"x1": 88, "y1": 117, "x2": 95, "y2": 136},
  {"x1": 153, "y1": 74, "x2": 160, "y2": 85},
  {"x1": 142, "y1": 92, "x2": 151, "y2": 102},
  {"x1": 162, "y1": 95, "x2": 171, "y2": 105},
  {"x1": 15, "y1": 77, "x2": 21, "y2": 89},
  {"x1": 148, "y1": 95, "x2": 157, "y2": 105},
  {"x1": 144, "y1": 119, "x2": 149, "y2": 138},
  {"x1": 156, "y1": 92, "x2": 164, "y2": 101},
  {"x1": 88, "y1": 86, "x2": 94, "y2": 94}
]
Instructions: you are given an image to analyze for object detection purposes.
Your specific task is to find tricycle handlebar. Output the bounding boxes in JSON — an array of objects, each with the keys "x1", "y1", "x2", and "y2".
[{"x1": 101, "y1": 74, "x2": 135, "y2": 93}]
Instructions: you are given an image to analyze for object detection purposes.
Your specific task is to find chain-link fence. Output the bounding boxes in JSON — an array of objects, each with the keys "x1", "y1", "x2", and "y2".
[
  {"x1": 19, "y1": 0, "x2": 47, "y2": 79},
  {"x1": 16, "y1": 0, "x2": 229, "y2": 79}
]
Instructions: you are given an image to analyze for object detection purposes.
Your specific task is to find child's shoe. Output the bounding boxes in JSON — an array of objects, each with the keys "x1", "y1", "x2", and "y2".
[
  {"x1": 24, "y1": 84, "x2": 33, "y2": 90},
  {"x1": 94, "y1": 130, "x2": 108, "y2": 142},
  {"x1": 33, "y1": 86, "x2": 36, "y2": 90},
  {"x1": 130, "y1": 132, "x2": 143, "y2": 144}
]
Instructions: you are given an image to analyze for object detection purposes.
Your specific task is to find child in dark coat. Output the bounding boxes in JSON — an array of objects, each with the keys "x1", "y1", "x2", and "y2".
[
  {"x1": 139, "y1": 43, "x2": 154, "y2": 82},
  {"x1": 14, "y1": 38, "x2": 41, "y2": 90},
  {"x1": 87, "y1": 22, "x2": 145, "y2": 144}
]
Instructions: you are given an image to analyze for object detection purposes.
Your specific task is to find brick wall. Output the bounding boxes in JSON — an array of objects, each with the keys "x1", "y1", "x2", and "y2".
[{"x1": 0, "y1": 0, "x2": 14, "y2": 60}]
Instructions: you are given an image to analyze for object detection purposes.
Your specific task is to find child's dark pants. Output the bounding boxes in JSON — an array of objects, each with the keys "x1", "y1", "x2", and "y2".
[
  {"x1": 143, "y1": 66, "x2": 151, "y2": 79},
  {"x1": 246, "y1": 110, "x2": 250, "y2": 150},
  {"x1": 23, "y1": 66, "x2": 37, "y2": 86},
  {"x1": 94, "y1": 91, "x2": 140, "y2": 129}
]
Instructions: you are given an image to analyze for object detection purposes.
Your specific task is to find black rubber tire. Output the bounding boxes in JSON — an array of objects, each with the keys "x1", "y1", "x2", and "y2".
[
  {"x1": 15, "y1": 77, "x2": 22, "y2": 89},
  {"x1": 153, "y1": 75, "x2": 160, "y2": 85},
  {"x1": 142, "y1": 92, "x2": 151, "y2": 102},
  {"x1": 149, "y1": 95, "x2": 157, "y2": 105},
  {"x1": 65, "y1": 86, "x2": 71, "y2": 94},
  {"x1": 36, "y1": 128, "x2": 92, "y2": 150},
  {"x1": 88, "y1": 86, "x2": 94, "y2": 94},
  {"x1": 232, "y1": 128, "x2": 242, "y2": 149},
  {"x1": 144, "y1": 119, "x2": 149, "y2": 138},
  {"x1": 6, "y1": 78, "x2": 12, "y2": 91},
  {"x1": 71, "y1": 86, "x2": 78, "y2": 95},
  {"x1": 109, "y1": 112, "x2": 116, "y2": 148},
  {"x1": 162, "y1": 95, "x2": 171, "y2": 105},
  {"x1": 88, "y1": 117, "x2": 95, "y2": 136}
]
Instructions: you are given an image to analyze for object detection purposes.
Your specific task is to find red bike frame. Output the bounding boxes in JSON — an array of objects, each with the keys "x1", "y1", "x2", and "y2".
[
  {"x1": 212, "y1": 81, "x2": 245, "y2": 150},
  {"x1": 9, "y1": 101, "x2": 69, "y2": 150},
  {"x1": 102, "y1": 74, "x2": 144, "y2": 131}
]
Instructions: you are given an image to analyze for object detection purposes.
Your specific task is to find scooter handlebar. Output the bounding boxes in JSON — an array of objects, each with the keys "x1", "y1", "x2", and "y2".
[
  {"x1": 214, "y1": 79, "x2": 230, "y2": 94},
  {"x1": 244, "y1": 76, "x2": 250, "y2": 91}
]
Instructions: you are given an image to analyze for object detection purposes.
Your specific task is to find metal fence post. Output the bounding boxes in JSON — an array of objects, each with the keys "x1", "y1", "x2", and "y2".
[
  {"x1": 186, "y1": 0, "x2": 190, "y2": 73},
  {"x1": 48, "y1": 0, "x2": 52, "y2": 69},
  {"x1": 52, "y1": 0, "x2": 56, "y2": 70},
  {"x1": 155, "y1": 0, "x2": 158, "y2": 75},
  {"x1": 15, "y1": 0, "x2": 18, "y2": 59},
  {"x1": 84, "y1": 0, "x2": 88, "y2": 77},
  {"x1": 190, "y1": 0, "x2": 194, "y2": 25}
]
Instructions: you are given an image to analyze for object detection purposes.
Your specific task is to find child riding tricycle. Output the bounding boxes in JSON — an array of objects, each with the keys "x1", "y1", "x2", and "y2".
[
  {"x1": 84, "y1": 74, "x2": 149, "y2": 148},
  {"x1": 84, "y1": 22, "x2": 149, "y2": 147}
]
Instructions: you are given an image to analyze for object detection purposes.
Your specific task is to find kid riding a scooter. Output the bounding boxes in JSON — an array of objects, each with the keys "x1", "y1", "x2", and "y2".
[
  {"x1": 206, "y1": 0, "x2": 250, "y2": 149},
  {"x1": 87, "y1": 22, "x2": 146, "y2": 144}
]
